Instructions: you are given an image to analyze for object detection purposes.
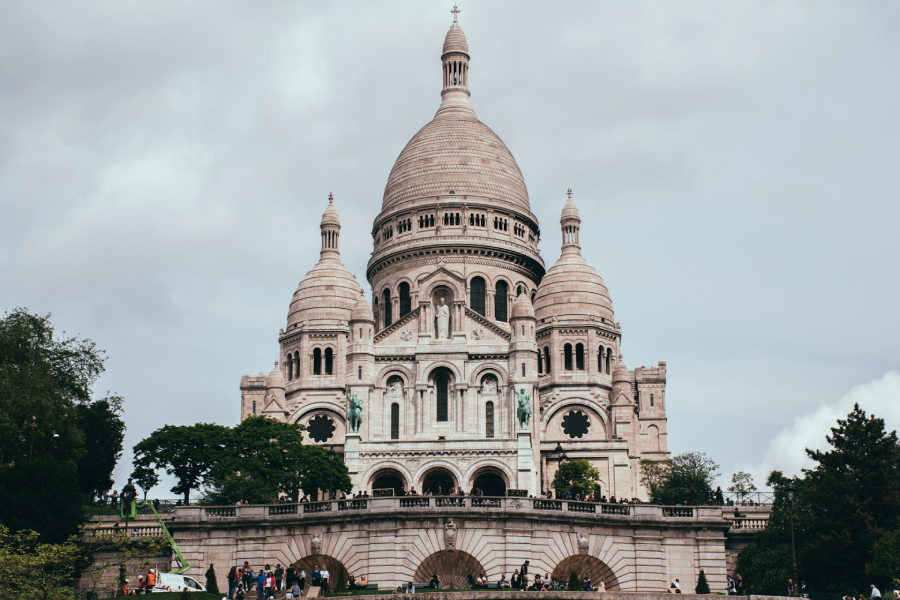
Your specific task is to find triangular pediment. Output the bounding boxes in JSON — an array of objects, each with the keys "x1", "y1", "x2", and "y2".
[
  {"x1": 417, "y1": 266, "x2": 466, "y2": 286},
  {"x1": 464, "y1": 307, "x2": 511, "y2": 341},
  {"x1": 375, "y1": 313, "x2": 420, "y2": 346},
  {"x1": 611, "y1": 389, "x2": 633, "y2": 406}
]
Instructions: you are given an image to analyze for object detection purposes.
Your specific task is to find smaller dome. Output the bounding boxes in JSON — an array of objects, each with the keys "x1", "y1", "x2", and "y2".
[
  {"x1": 350, "y1": 291, "x2": 375, "y2": 322},
  {"x1": 612, "y1": 358, "x2": 630, "y2": 384},
  {"x1": 511, "y1": 293, "x2": 535, "y2": 320},
  {"x1": 443, "y1": 22, "x2": 469, "y2": 56},
  {"x1": 534, "y1": 253, "x2": 614, "y2": 323},
  {"x1": 561, "y1": 188, "x2": 580, "y2": 222},
  {"x1": 321, "y1": 192, "x2": 340, "y2": 227},
  {"x1": 265, "y1": 362, "x2": 286, "y2": 390}
]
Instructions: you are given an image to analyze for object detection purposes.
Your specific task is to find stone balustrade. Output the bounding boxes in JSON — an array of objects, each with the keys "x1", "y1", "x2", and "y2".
[{"x1": 176, "y1": 497, "x2": 730, "y2": 523}]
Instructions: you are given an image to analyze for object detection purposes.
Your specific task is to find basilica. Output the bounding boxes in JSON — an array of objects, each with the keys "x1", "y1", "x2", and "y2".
[{"x1": 239, "y1": 12, "x2": 670, "y2": 500}]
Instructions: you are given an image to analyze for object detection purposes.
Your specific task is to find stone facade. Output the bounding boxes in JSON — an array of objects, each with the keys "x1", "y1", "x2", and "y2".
[{"x1": 240, "y1": 13, "x2": 670, "y2": 501}]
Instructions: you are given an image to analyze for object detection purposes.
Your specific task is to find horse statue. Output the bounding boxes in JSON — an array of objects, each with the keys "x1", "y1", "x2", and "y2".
[
  {"x1": 515, "y1": 388, "x2": 532, "y2": 429},
  {"x1": 345, "y1": 388, "x2": 363, "y2": 433}
]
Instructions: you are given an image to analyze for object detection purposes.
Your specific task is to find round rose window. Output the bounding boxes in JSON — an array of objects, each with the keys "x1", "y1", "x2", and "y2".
[
  {"x1": 562, "y1": 410, "x2": 590, "y2": 439},
  {"x1": 307, "y1": 414, "x2": 336, "y2": 443}
]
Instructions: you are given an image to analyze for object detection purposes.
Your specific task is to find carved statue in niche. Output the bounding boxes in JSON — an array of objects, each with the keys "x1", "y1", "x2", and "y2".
[
  {"x1": 386, "y1": 376, "x2": 404, "y2": 401},
  {"x1": 444, "y1": 518, "x2": 456, "y2": 549},
  {"x1": 432, "y1": 287, "x2": 453, "y2": 340},
  {"x1": 578, "y1": 533, "x2": 589, "y2": 554},
  {"x1": 310, "y1": 533, "x2": 322, "y2": 555},
  {"x1": 480, "y1": 375, "x2": 498, "y2": 395}
]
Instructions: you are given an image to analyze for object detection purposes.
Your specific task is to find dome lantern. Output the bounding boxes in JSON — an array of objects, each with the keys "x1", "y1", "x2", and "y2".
[
  {"x1": 320, "y1": 192, "x2": 341, "y2": 257},
  {"x1": 560, "y1": 187, "x2": 581, "y2": 256},
  {"x1": 439, "y1": 4, "x2": 473, "y2": 116}
]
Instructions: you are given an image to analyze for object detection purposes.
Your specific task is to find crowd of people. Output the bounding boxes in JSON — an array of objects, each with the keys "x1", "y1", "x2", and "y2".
[
  {"x1": 226, "y1": 562, "x2": 372, "y2": 600},
  {"x1": 115, "y1": 568, "x2": 159, "y2": 595}
]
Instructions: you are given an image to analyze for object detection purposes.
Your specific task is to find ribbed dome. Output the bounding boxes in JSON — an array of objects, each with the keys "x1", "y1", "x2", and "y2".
[
  {"x1": 443, "y1": 22, "x2": 469, "y2": 56},
  {"x1": 265, "y1": 362, "x2": 286, "y2": 390},
  {"x1": 350, "y1": 291, "x2": 375, "y2": 322},
  {"x1": 511, "y1": 292, "x2": 535, "y2": 320},
  {"x1": 612, "y1": 359, "x2": 630, "y2": 384},
  {"x1": 382, "y1": 110, "x2": 530, "y2": 212},
  {"x1": 287, "y1": 257, "x2": 362, "y2": 329},
  {"x1": 534, "y1": 253, "x2": 614, "y2": 324},
  {"x1": 561, "y1": 193, "x2": 580, "y2": 221},
  {"x1": 321, "y1": 193, "x2": 340, "y2": 226}
]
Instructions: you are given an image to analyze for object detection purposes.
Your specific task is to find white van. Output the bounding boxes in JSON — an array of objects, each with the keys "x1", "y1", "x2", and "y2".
[{"x1": 152, "y1": 573, "x2": 207, "y2": 593}]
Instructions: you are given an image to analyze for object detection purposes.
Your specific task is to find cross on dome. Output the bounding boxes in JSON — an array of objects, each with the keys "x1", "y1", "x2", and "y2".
[
  {"x1": 328, "y1": 191, "x2": 334, "y2": 203},
  {"x1": 451, "y1": 3, "x2": 460, "y2": 23},
  {"x1": 567, "y1": 187, "x2": 573, "y2": 198}
]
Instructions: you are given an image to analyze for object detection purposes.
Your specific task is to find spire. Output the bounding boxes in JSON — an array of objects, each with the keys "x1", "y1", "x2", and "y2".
[
  {"x1": 560, "y1": 187, "x2": 581, "y2": 255},
  {"x1": 438, "y1": 5, "x2": 473, "y2": 116},
  {"x1": 320, "y1": 192, "x2": 341, "y2": 257}
]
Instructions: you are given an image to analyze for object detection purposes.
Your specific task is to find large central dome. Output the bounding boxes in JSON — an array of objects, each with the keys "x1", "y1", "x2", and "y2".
[{"x1": 380, "y1": 21, "x2": 530, "y2": 213}]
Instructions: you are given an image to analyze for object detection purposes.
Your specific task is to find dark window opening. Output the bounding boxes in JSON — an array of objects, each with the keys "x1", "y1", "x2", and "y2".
[
  {"x1": 313, "y1": 348, "x2": 322, "y2": 375},
  {"x1": 399, "y1": 282, "x2": 411, "y2": 317},
  {"x1": 471, "y1": 277, "x2": 486, "y2": 316},
  {"x1": 485, "y1": 401, "x2": 494, "y2": 438},
  {"x1": 383, "y1": 289, "x2": 392, "y2": 327},
  {"x1": 562, "y1": 410, "x2": 591, "y2": 439},
  {"x1": 358, "y1": 366, "x2": 362, "y2": 380},
  {"x1": 436, "y1": 374, "x2": 449, "y2": 422},
  {"x1": 324, "y1": 348, "x2": 333, "y2": 375},
  {"x1": 390, "y1": 403, "x2": 400, "y2": 439},
  {"x1": 564, "y1": 344, "x2": 573, "y2": 371},
  {"x1": 576, "y1": 343, "x2": 585, "y2": 370},
  {"x1": 495, "y1": 280, "x2": 508, "y2": 322},
  {"x1": 544, "y1": 347, "x2": 551, "y2": 374},
  {"x1": 308, "y1": 414, "x2": 336, "y2": 443}
]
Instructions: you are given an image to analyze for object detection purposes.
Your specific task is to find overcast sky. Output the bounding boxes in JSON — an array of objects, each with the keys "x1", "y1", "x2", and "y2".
[{"x1": 2, "y1": 1, "x2": 898, "y2": 497}]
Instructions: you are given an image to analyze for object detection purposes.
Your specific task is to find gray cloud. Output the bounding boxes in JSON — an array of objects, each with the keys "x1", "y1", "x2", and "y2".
[{"x1": 1, "y1": 0, "x2": 898, "y2": 495}]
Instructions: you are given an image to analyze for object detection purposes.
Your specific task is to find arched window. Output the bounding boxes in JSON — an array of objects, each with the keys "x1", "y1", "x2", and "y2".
[
  {"x1": 294, "y1": 352, "x2": 300, "y2": 379},
  {"x1": 538, "y1": 351, "x2": 543, "y2": 374},
  {"x1": 470, "y1": 277, "x2": 486, "y2": 316},
  {"x1": 495, "y1": 280, "x2": 509, "y2": 322},
  {"x1": 399, "y1": 282, "x2": 411, "y2": 317},
  {"x1": 252, "y1": 400, "x2": 256, "y2": 414},
  {"x1": 436, "y1": 374, "x2": 449, "y2": 422},
  {"x1": 313, "y1": 348, "x2": 322, "y2": 375},
  {"x1": 324, "y1": 348, "x2": 333, "y2": 375},
  {"x1": 382, "y1": 289, "x2": 392, "y2": 327},
  {"x1": 598, "y1": 346, "x2": 604, "y2": 374},
  {"x1": 650, "y1": 394, "x2": 654, "y2": 407},
  {"x1": 564, "y1": 344, "x2": 573, "y2": 371},
  {"x1": 522, "y1": 362, "x2": 526, "y2": 376},
  {"x1": 390, "y1": 403, "x2": 400, "y2": 439},
  {"x1": 576, "y1": 343, "x2": 585, "y2": 370},
  {"x1": 544, "y1": 347, "x2": 551, "y2": 373},
  {"x1": 358, "y1": 366, "x2": 362, "y2": 381},
  {"x1": 606, "y1": 352, "x2": 611, "y2": 374},
  {"x1": 485, "y1": 401, "x2": 495, "y2": 438}
]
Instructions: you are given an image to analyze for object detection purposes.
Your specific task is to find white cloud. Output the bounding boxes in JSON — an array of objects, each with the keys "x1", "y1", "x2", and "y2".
[{"x1": 747, "y1": 371, "x2": 900, "y2": 485}]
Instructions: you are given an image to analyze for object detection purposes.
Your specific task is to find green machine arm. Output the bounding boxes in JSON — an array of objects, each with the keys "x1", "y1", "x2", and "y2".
[{"x1": 121, "y1": 499, "x2": 190, "y2": 575}]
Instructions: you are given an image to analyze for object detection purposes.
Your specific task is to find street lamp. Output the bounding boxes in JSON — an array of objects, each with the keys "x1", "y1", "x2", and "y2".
[
  {"x1": 785, "y1": 481, "x2": 799, "y2": 597},
  {"x1": 328, "y1": 446, "x2": 337, "y2": 500},
  {"x1": 28, "y1": 416, "x2": 37, "y2": 463},
  {"x1": 555, "y1": 442, "x2": 568, "y2": 464}
]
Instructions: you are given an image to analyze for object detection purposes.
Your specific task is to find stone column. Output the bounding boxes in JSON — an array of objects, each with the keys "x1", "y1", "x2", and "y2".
[{"x1": 345, "y1": 433, "x2": 361, "y2": 491}]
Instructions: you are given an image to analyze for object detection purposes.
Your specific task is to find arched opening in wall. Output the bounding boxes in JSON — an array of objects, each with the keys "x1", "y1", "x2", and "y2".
[
  {"x1": 485, "y1": 401, "x2": 494, "y2": 438},
  {"x1": 383, "y1": 289, "x2": 392, "y2": 327},
  {"x1": 598, "y1": 346, "x2": 604, "y2": 374},
  {"x1": 543, "y1": 347, "x2": 551, "y2": 373},
  {"x1": 576, "y1": 343, "x2": 585, "y2": 370},
  {"x1": 390, "y1": 403, "x2": 400, "y2": 440},
  {"x1": 648, "y1": 425, "x2": 660, "y2": 452},
  {"x1": 650, "y1": 393, "x2": 654, "y2": 407},
  {"x1": 606, "y1": 352, "x2": 611, "y2": 375},
  {"x1": 470, "y1": 276, "x2": 486, "y2": 316},
  {"x1": 421, "y1": 467, "x2": 456, "y2": 495},
  {"x1": 531, "y1": 290, "x2": 536, "y2": 303},
  {"x1": 292, "y1": 555, "x2": 349, "y2": 589},
  {"x1": 370, "y1": 467, "x2": 407, "y2": 495},
  {"x1": 313, "y1": 348, "x2": 322, "y2": 375},
  {"x1": 551, "y1": 555, "x2": 620, "y2": 591},
  {"x1": 414, "y1": 550, "x2": 485, "y2": 590},
  {"x1": 324, "y1": 348, "x2": 333, "y2": 375},
  {"x1": 564, "y1": 344, "x2": 573, "y2": 371},
  {"x1": 436, "y1": 374, "x2": 449, "y2": 422},
  {"x1": 373, "y1": 295, "x2": 379, "y2": 330},
  {"x1": 537, "y1": 351, "x2": 543, "y2": 374},
  {"x1": 471, "y1": 466, "x2": 506, "y2": 497},
  {"x1": 495, "y1": 280, "x2": 509, "y2": 322},
  {"x1": 293, "y1": 351, "x2": 300, "y2": 379},
  {"x1": 399, "y1": 282, "x2": 411, "y2": 317}
]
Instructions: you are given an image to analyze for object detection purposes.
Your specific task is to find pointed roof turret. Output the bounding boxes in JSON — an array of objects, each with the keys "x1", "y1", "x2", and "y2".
[{"x1": 560, "y1": 187, "x2": 581, "y2": 255}]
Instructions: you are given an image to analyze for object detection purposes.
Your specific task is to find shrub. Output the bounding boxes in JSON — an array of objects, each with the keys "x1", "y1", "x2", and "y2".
[
  {"x1": 568, "y1": 570, "x2": 582, "y2": 591},
  {"x1": 695, "y1": 569, "x2": 710, "y2": 594},
  {"x1": 205, "y1": 564, "x2": 219, "y2": 594}
]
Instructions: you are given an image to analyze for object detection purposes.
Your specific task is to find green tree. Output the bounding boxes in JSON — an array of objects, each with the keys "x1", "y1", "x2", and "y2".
[
  {"x1": 640, "y1": 459, "x2": 670, "y2": 499},
  {"x1": 211, "y1": 416, "x2": 307, "y2": 502},
  {"x1": 652, "y1": 451, "x2": 720, "y2": 505},
  {"x1": 695, "y1": 569, "x2": 710, "y2": 594},
  {"x1": 552, "y1": 459, "x2": 601, "y2": 498},
  {"x1": 737, "y1": 405, "x2": 900, "y2": 594},
  {"x1": 132, "y1": 423, "x2": 228, "y2": 504},
  {"x1": 867, "y1": 523, "x2": 900, "y2": 584},
  {"x1": 0, "y1": 525, "x2": 82, "y2": 600},
  {"x1": 300, "y1": 445, "x2": 352, "y2": 500},
  {"x1": 205, "y1": 564, "x2": 220, "y2": 594},
  {"x1": 75, "y1": 395, "x2": 126, "y2": 498},
  {"x1": 0, "y1": 460, "x2": 84, "y2": 543},
  {"x1": 728, "y1": 470, "x2": 757, "y2": 501},
  {"x1": 567, "y1": 570, "x2": 582, "y2": 591}
]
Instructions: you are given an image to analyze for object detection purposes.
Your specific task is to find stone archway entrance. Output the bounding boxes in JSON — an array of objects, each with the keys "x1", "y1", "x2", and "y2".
[
  {"x1": 421, "y1": 467, "x2": 457, "y2": 495},
  {"x1": 292, "y1": 554, "x2": 349, "y2": 593},
  {"x1": 414, "y1": 549, "x2": 485, "y2": 589},
  {"x1": 471, "y1": 467, "x2": 507, "y2": 497},
  {"x1": 370, "y1": 468, "x2": 407, "y2": 495},
  {"x1": 552, "y1": 555, "x2": 620, "y2": 590}
]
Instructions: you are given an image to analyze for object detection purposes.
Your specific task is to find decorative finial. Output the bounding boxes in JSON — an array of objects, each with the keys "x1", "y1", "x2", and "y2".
[
  {"x1": 328, "y1": 191, "x2": 334, "y2": 203},
  {"x1": 567, "y1": 187, "x2": 573, "y2": 199},
  {"x1": 451, "y1": 3, "x2": 460, "y2": 23},
  {"x1": 274, "y1": 360, "x2": 279, "y2": 368}
]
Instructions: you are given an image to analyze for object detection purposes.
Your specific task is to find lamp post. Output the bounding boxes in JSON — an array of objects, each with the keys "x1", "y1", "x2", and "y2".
[
  {"x1": 785, "y1": 481, "x2": 799, "y2": 597},
  {"x1": 328, "y1": 446, "x2": 336, "y2": 500},
  {"x1": 28, "y1": 416, "x2": 37, "y2": 463}
]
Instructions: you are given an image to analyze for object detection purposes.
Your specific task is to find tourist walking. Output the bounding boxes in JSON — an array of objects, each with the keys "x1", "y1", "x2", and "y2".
[
  {"x1": 298, "y1": 569, "x2": 307, "y2": 592},
  {"x1": 583, "y1": 571, "x2": 593, "y2": 591},
  {"x1": 322, "y1": 566, "x2": 331, "y2": 595},
  {"x1": 228, "y1": 566, "x2": 239, "y2": 599}
]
